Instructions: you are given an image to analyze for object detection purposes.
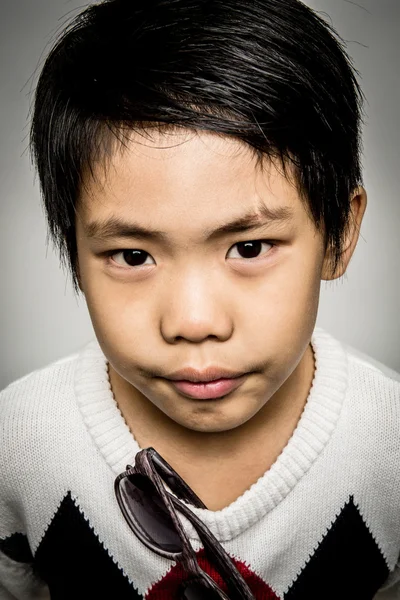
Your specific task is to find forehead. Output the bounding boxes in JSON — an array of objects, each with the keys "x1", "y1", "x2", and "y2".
[
  {"x1": 81, "y1": 126, "x2": 298, "y2": 196},
  {"x1": 77, "y1": 127, "x2": 309, "y2": 242}
]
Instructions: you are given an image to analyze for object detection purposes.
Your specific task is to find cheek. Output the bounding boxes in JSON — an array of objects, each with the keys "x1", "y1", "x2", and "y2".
[
  {"x1": 82, "y1": 271, "x2": 151, "y2": 345},
  {"x1": 247, "y1": 255, "x2": 321, "y2": 350},
  {"x1": 260, "y1": 253, "x2": 320, "y2": 311}
]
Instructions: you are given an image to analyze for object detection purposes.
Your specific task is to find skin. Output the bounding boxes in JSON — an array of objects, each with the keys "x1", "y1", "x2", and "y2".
[{"x1": 75, "y1": 127, "x2": 367, "y2": 508}]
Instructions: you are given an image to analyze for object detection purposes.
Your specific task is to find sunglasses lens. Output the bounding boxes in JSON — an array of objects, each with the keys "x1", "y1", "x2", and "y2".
[{"x1": 119, "y1": 473, "x2": 183, "y2": 553}]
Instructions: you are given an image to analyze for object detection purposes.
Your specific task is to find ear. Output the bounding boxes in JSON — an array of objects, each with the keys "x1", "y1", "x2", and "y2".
[{"x1": 321, "y1": 186, "x2": 367, "y2": 281}]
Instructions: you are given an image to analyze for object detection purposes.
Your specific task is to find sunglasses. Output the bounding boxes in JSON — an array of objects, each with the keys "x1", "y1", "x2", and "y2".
[{"x1": 114, "y1": 447, "x2": 255, "y2": 600}]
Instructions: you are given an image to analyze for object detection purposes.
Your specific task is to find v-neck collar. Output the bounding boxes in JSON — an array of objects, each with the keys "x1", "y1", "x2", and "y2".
[{"x1": 74, "y1": 327, "x2": 348, "y2": 542}]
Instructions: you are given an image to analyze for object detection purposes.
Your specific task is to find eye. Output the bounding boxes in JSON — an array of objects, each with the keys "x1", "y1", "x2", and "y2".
[
  {"x1": 226, "y1": 240, "x2": 274, "y2": 260},
  {"x1": 106, "y1": 249, "x2": 155, "y2": 268}
]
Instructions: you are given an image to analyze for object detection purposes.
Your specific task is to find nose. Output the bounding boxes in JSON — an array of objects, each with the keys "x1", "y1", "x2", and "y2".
[{"x1": 159, "y1": 269, "x2": 233, "y2": 344}]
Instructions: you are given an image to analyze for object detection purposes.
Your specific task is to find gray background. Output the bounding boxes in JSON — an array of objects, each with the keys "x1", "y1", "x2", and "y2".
[{"x1": 1, "y1": 0, "x2": 399, "y2": 390}]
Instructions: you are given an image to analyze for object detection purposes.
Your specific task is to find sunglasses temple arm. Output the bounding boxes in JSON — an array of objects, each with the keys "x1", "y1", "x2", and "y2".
[
  {"x1": 149, "y1": 450, "x2": 208, "y2": 509},
  {"x1": 169, "y1": 494, "x2": 255, "y2": 600}
]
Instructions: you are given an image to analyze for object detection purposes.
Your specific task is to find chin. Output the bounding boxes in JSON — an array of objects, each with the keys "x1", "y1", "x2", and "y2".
[{"x1": 175, "y1": 410, "x2": 251, "y2": 433}]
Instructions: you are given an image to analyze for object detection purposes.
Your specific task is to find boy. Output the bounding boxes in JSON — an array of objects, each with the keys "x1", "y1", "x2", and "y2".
[{"x1": 0, "y1": 0, "x2": 399, "y2": 598}]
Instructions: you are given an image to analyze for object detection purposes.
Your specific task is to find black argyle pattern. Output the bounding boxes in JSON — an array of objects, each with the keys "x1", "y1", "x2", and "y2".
[{"x1": 0, "y1": 492, "x2": 389, "y2": 600}]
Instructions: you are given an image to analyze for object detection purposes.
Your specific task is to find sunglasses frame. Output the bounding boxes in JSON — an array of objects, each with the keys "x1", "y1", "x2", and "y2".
[{"x1": 114, "y1": 447, "x2": 255, "y2": 600}]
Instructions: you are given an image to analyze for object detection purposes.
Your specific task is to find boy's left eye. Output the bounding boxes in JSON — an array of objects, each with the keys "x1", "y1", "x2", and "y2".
[
  {"x1": 227, "y1": 240, "x2": 274, "y2": 260},
  {"x1": 104, "y1": 239, "x2": 275, "y2": 269}
]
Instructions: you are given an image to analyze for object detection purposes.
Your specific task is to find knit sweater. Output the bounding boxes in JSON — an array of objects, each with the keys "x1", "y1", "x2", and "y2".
[{"x1": 0, "y1": 327, "x2": 399, "y2": 600}]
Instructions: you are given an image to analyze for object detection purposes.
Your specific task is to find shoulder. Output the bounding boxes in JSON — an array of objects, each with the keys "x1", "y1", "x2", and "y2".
[
  {"x1": 0, "y1": 345, "x2": 81, "y2": 424},
  {"x1": 312, "y1": 327, "x2": 400, "y2": 442},
  {"x1": 0, "y1": 340, "x2": 112, "y2": 550},
  {"x1": 0, "y1": 342, "x2": 95, "y2": 488},
  {"x1": 343, "y1": 343, "x2": 400, "y2": 385},
  {"x1": 332, "y1": 335, "x2": 400, "y2": 457},
  {"x1": 343, "y1": 342, "x2": 400, "y2": 410},
  {"x1": 1, "y1": 340, "x2": 88, "y2": 394},
  {"x1": 314, "y1": 326, "x2": 400, "y2": 392}
]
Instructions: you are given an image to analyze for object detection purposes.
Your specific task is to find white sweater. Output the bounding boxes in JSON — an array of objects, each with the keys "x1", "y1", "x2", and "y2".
[{"x1": 0, "y1": 327, "x2": 399, "y2": 600}]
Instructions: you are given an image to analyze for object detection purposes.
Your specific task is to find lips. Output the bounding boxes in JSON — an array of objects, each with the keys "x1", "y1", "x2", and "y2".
[
  {"x1": 166, "y1": 366, "x2": 246, "y2": 383},
  {"x1": 169, "y1": 375, "x2": 247, "y2": 399}
]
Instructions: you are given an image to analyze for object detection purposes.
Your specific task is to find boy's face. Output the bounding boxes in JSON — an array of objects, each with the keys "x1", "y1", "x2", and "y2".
[{"x1": 75, "y1": 128, "x2": 329, "y2": 435}]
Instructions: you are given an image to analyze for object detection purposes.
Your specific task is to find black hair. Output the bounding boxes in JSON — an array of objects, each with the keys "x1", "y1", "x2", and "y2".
[{"x1": 30, "y1": 0, "x2": 365, "y2": 296}]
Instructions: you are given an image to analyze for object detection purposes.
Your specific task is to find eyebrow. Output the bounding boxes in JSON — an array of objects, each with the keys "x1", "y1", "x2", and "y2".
[{"x1": 84, "y1": 203, "x2": 294, "y2": 245}]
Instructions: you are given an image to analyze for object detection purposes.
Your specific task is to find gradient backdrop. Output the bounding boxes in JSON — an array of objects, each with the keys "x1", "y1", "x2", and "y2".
[{"x1": 0, "y1": 0, "x2": 399, "y2": 389}]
